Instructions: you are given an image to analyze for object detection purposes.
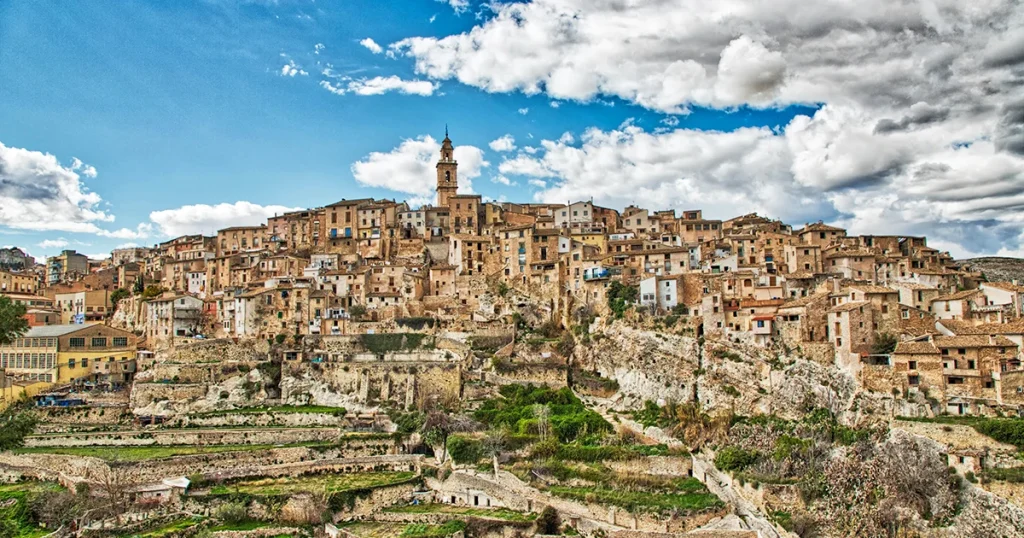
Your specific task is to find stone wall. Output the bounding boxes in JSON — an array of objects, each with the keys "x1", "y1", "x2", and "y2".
[
  {"x1": 33, "y1": 405, "x2": 131, "y2": 433},
  {"x1": 0, "y1": 449, "x2": 419, "y2": 486},
  {"x1": 893, "y1": 420, "x2": 1019, "y2": 453},
  {"x1": 24, "y1": 426, "x2": 344, "y2": 448},
  {"x1": 181, "y1": 411, "x2": 346, "y2": 429},
  {"x1": 281, "y1": 360, "x2": 462, "y2": 410},
  {"x1": 983, "y1": 480, "x2": 1024, "y2": 510},
  {"x1": 607, "y1": 456, "x2": 692, "y2": 477},
  {"x1": 485, "y1": 364, "x2": 567, "y2": 388}
]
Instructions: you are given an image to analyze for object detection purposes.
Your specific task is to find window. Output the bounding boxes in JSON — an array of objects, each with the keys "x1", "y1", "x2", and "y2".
[
  {"x1": 113, "y1": 337, "x2": 128, "y2": 347},
  {"x1": 68, "y1": 359, "x2": 76, "y2": 368},
  {"x1": 958, "y1": 348, "x2": 966, "y2": 355},
  {"x1": 81, "y1": 358, "x2": 89, "y2": 368},
  {"x1": 947, "y1": 376, "x2": 964, "y2": 385},
  {"x1": 69, "y1": 338, "x2": 85, "y2": 348},
  {"x1": 91, "y1": 337, "x2": 107, "y2": 347},
  {"x1": 968, "y1": 360, "x2": 976, "y2": 369}
]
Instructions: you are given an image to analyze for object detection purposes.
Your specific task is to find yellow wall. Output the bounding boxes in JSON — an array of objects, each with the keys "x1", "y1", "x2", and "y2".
[
  {"x1": 573, "y1": 234, "x2": 607, "y2": 253},
  {"x1": 0, "y1": 381, "x2": 50, "y2": 411},
  {"x1": 57, "y1": 350, "x2": 135, "y2": 383}
]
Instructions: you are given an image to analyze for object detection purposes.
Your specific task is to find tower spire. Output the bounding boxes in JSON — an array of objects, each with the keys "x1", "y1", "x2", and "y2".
[{"x1": 445, "y1": 123, "x2": 449, "y2": 139}]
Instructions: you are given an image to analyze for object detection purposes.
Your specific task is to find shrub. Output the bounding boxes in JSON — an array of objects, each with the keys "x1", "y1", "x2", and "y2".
[
  {"x1": 362, "y1": 333, "x2": 427, "y2": 354},
  {"x1": 396, "y1": 317, "x2": 436, "y2": 330},
  {"x1": 535, "y1": 506, "x2": 560, "y2": 535},
  {"x1": 715, "y1": 446, "x2": 759, "y2": 472},
  {"x1": 214, "y1": 501, "x2": 249, "y2": 524},
  {"x1": 349, "y1": 304, "x2": 367, "y2": 319},
  {"x1": 447, "y1": 435, "x2": 483, "y2": 464},
  {"x1": 606, "y1": 281, "x2": 638, "y2": 318}
]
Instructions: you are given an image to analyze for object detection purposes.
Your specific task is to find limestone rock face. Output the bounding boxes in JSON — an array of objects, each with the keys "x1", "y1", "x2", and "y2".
[
  {"x1": 574, "y1": 323, "x2": 700, "y2": 410},
  {"x1": 130, "y1": 368, "x2": 269, "y2": 416}
]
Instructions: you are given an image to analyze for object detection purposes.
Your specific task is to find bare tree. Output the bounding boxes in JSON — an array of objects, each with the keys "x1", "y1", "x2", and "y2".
[
  {"x1": 533, "y1": 404, "x2": 551, "y2": 442},
  {"x1": 483, "y1": 428, "x2": 508, "y2": 475}
]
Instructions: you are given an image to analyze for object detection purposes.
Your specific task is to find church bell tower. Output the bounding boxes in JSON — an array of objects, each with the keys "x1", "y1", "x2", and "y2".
[{"x1": 436, "y1": 126, "x2": 458, "y2": 207}]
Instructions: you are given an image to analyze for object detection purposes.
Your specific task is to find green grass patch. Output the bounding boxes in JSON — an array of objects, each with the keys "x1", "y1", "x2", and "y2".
[
  {"x1": 207, "y1": 471, "x2": 417, "y2": 496},
  {"x1": 983, "y1": 466, "x2": 1024, "y2": 483},
  {"x1": 385, "y1": 504, "x2": 536, "y2": 522},
  {"x1": 473, "y1": 385, "x2": 610, "y2": 443},
  {"x1": 548, "y1": 479, "x2": 722, "y2": 515},
  {"x1": 362, "y1": 333, "x2": 427, "y2": 354},
  {"x1": 0, "y1": 481, "x2": 65, "y2": 538},
  {"x1": 209, "y1": 520, "x2": 272, "y2": 531},
  {"x1": 898, "y1": 416, "x2": 1024, "y2": 449},
  {"x1": 399, "y1": 520, "x2": 466, "y2": 538},
  {"x1": 129, "y1": 516, "x2": 204, "y2": 538}
]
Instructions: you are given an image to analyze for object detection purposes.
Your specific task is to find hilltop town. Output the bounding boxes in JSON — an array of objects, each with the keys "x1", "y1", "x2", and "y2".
[{"x1": 1, "y1": 132, "x2": 1024, "y2": 537}]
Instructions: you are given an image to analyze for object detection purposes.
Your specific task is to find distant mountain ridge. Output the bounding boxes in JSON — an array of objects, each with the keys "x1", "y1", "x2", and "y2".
[{"x1": 958, "y1": 257, "x2": 1024, "y2": 283}]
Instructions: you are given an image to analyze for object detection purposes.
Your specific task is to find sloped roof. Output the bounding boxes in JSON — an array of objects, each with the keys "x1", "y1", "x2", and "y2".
[
  {"x1": 894, "y1": 341, "x2": 940, "y2": 354},
  {"x1": 933, "y1": 335, "x2": 1017, "y2": 348},
  {"x1": 933, "y1": 289, "x2": 981, "y2": 302},
  {"x1": 828, "y1": 300, "x2": 870, "y2": 313}
]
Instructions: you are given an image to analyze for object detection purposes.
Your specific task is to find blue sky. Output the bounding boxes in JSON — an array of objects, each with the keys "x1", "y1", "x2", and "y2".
[{"x1": 1, "y1": 0, "x2": 1022, "y2": 260}]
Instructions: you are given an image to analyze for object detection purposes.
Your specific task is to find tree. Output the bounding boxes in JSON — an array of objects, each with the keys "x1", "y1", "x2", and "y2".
[
  {"x1": 109, "y1": 288, "x2": 130, "y2": 310},
  {"x1": 348, "y1": 304, "x2": 367, "y2": 319},
  {"x1": 422, "y1": 410, "x2": 453, "y2": 463},
  {"x1": 871, "y1": 332, "x2": 898, "y2": 355},
  {"x1": 0, "y1": 407, "x2": 38, "y2": 451},
  {"x1": 140, "y1": 285, "x2": 165, "y2": 299},
  {"x1": 535, "y1": 506, "x2": 560, "y2": 535},
  {"x1": 606, "y1": 281, "x2": 638, "y2": 319},
  {"x1": 482, "y1": 428, "x2": 507, "y2": 475},
  {"x1": 133, "y1": 275, "x2": 144, "y2": 294},
  {"x1": 0, "y1": 295, "x2": 28, "y2": 345}
]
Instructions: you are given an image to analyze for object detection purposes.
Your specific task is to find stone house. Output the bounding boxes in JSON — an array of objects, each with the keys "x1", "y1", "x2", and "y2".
[
  {"x1": 144, "y1": 294, "x2": 204, "y2": 341},
  {"x1": 215, "y1": 225, "x2": 266, "y2": 257},
  {"x1": 827, "y1": 301, "x2": 875, "y2": 371},
  {"x1": 784, "y1": 244, "x2": 822, "y2": 274},
  {"x1": 979, "y1": 282, "x2": 1024, "y2": 317},
  {"x1": 930, "y1": 290, "x2": 983, "y2": 321},
  {"x1": 797, "y1": 222, "x2": 846, "y2": 248}
]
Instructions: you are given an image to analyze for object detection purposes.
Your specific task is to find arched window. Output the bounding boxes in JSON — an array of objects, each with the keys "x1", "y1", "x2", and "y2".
[{"x1": 445, "y1": 171, "x2": 451, "y2": 182}]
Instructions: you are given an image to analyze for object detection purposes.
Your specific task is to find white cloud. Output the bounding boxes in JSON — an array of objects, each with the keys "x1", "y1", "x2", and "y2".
[
  {"x1": 0, "y1": 141, "x2": 114, "y2": 233},
  {"x1": 489, "y1": 134, "x2": 516, "y2": 152},
  {"x1": 518, "y1": 108, "x2": 529, "y2": 115},
  {"x1": 360, "y1": 38, "x2": 383, "y2": 54},
  {"x1": 389, "y1": 0, "x2": 1021, "y2": 115},
  {"x1": 320, "y1": 76, "x2": 438, "y2": 96},
  {"x1": 499, "y1": 154, "x2": 554, "y2": 177},
  {"x1": 714, "y1": 35, "x2": 787, "y2": 106},
  {"x1": 314, "y1": 43, "x2": 325, "y2": 55},
  {"x1": 115, "y1": 242, "x2": 141, "y2": 249},
  {"x1": 351, "y1": 135, "x2": 488, "y2": 197},
  {"x1": 549, "y1": 101, "x2": 560, "y2": 109},
  {"x1": 383, "y1": 0, "x2": 1024, "y2": 256},
  {"x1": 491, "y1": 175, "x2": 516, "y2": 186},
  {"x1": 557, "y1": 132, "x2": 574, "y2": 144},
  {"x1": 437, "y1": 0, "x2": 469, "y2": 14},
  {"x1": 96, "y1": 223, "x2": 154, "y2": 240},
  {"x1": 70, "y1": 157, "x2": 97, "y2": 178},
  {"x1": 280, "y1": 60, "x2": 308, "y2": 77},
  {"x1": 528, "y1": 179, "x2": 547, "y2": 188},
  {"x1": 149, "y1": 202, "x2": 301, "y2": 237},
  {"x1": 38, "y1": 238, "x2": 69, "y2": 249}
]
